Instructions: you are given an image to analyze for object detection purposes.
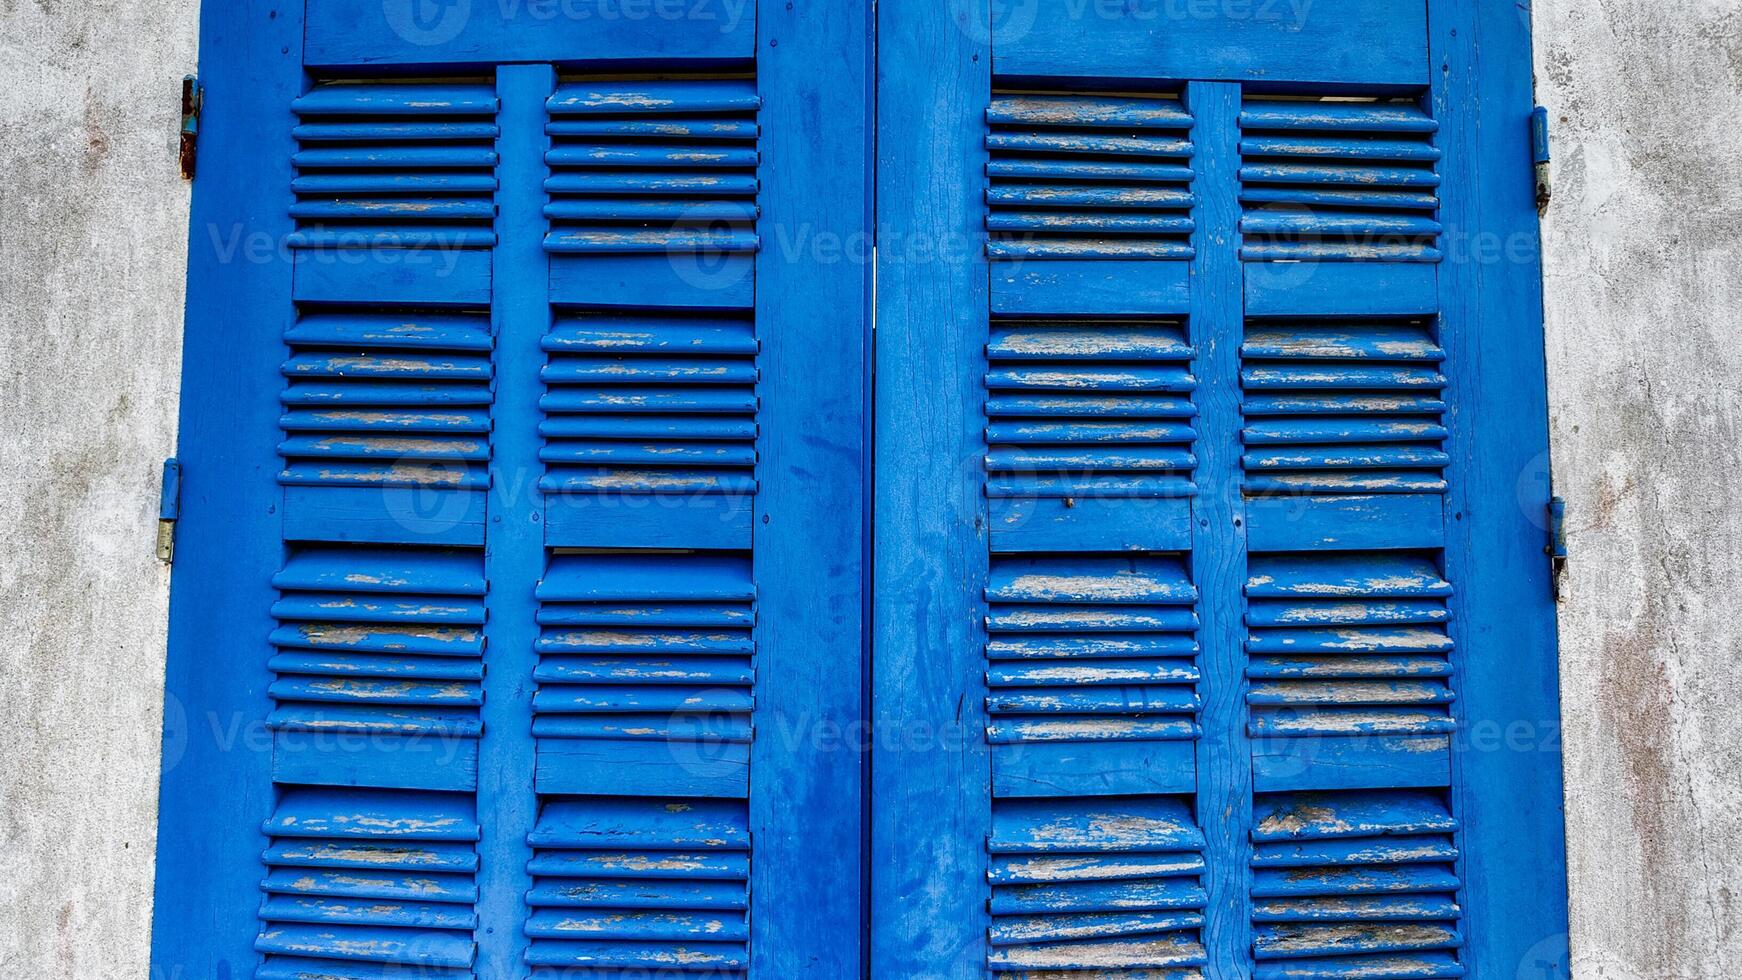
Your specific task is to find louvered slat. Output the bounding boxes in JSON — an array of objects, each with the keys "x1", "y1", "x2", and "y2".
[
  {"x1": 1239, "y1": 98, "x2": 1441, "y2": 262},
  {"x1": 544, "y1": 78, "x2": 760, "y2": 254},
  {"x1": 538, "y1": 310, "x2": 759, "y2": 509},
  {"x1": 291, "y1": 81, "x2": 500, "y2": 249},
  {"x1": 267, "y1": 546, "x2": 487, "y2": 792},
  {"x1": 524, "y1": 797, "x2": 750, "y2": 972},
  {"x1": 279, "y1": 309, "x2": 494, "y2": 493},
  {"x1": 1241, "y1": 319, "x2": 1447, "y2": 496},
  {"x1": 533, "y1": 553, "x2": 755, "y2": 800},
  {"x1": 1251, "y1": 791, "x2": 1464, "y2": 979},
  {"x1": 1245, "y1": 552, "x2": 1456, "y2": 752},
  {"x1": 986, "y1": 93, "x2": 1196, "y2": 259},
  {"x1": 986, "y1": 318, "x2": 1198, "y2": 501},
  {"x1": 987, "y1": 797, "x2": 1208, "y2": 977},
  {"x1": 255, "y1": 788, "x2": 481, "y2": 980}
]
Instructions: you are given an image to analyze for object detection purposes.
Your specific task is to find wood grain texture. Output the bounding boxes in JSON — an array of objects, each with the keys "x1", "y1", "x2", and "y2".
[
  {"x1": 1429, "y1": 1, "x2": 1571, "y2": 974},
  {"x1": 474, "y1": 62, "x2": 553, "y2": 980},
  {"x1": 150, "y1": 3, "x2": 299, "y2": 978},
  {"x1": 751, "y1": 1, "x2": 872, "y2": 976},
  {"x1": 305, "y1": 0, "x2": 756, "y2": 67},
  {"x1": 1185, "y1": 80, "x2": 1256, "y2": 980},
  {"x1": 871, "y1": 0, "x2": 991, "y2": 974},
  {"x1": 996, "y1": 0, "x2": 1430, "y2": 87}
]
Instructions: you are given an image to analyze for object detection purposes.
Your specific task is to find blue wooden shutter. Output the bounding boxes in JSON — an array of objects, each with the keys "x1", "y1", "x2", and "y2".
[
  {"x1": 875, "y1": 1, "x2": 1568, "y2": 977},
  {"x1": 154, "y1": 4, "x2": 869, "y2": 979}
]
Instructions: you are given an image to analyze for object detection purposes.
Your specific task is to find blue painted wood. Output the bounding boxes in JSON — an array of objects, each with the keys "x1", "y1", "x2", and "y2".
[
  {"x1": 750, "y1": 2, "x2": 871, "y2": 977},
  {"x1": 993, "y1": 740, "x2": 1198, "y2": 797},
  {"x1": 544, "y1": 495, "x2": 752, "y2": 549},
  {"x1": 293, "y1": 249, "x2": 493, "y2": 306},
  {"x1": 150, "y1": 4, "x2": 300, "y2": 980},
  {"x1": 1252, "y1": 736, "x2": 1453, "y2": 793},
  {"x1": 1184, "y1": 80, "x2": 1256, "y2": 980},
  {"x1": 1245, "y1": 261, "x2": 1438, "y2": 316},
  {"x1": 273, "y1": 733, "x2": 482, "y2": 791},
  {"x1": 996, "y1": 0, "x2": 1430, "y2": 87},
  {"x1": 472, "y1": 63, "x2": 551, "y2": 980},
  {"x1": 1246, "y1": 493, "x2": 1446, "y2": 552},
  {"x1": 549, "y1": 253, "x2": 753, "y2": 309},
  {"x1": 1430, "y1": 1, "x2": 1571, "y2": 975},
  {"x1": 281, "y1": 485, "x2": 488, "y2": 546},
  {"x1": 537, "y1": 738, "x2": 750, "y2": 797},
  {"x1": 991, "y1": 258, "x2": 1191, "y2": 316},
  {"x1": 872, "y1": 0, "x2": 990, "y2": 975},
  {"x1": 990, "y1": 497, "x2": 1193, "y2": 553},
  {"x1": 304, "y1": 0, "x2": 757, "y2": 67}
]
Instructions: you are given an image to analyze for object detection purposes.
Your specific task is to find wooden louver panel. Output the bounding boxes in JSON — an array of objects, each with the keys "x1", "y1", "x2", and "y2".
[
  {"x1": 544, "y1": 78, "x2": 761, "y2": 255},
  {"x1": 986, "y1": 93, "x2": 1196, "y2": 259},
  {"x1": 1238, "y1": 99, "x2": 1441, "y2": 262},
  {"x1": 524, "y1": 798, "x2": 751, "y2": 972},
  {"x1": 529, "y1": 70, "x2": 768, "y2": 978},
  {"x1": 986, "y1": 319, "x2": 1198, "y2": 499},
  {"x1": 985, "y1": 316, "x2": 1198, "y2": 554},
  {"x1": 1238, "y1": 87, "x2": 1468, "y2": 977},
  {"x1": 532, "y1": 553, "x2": 756, "y2": 799},
  {"x1": 268, "y1": 546, "x2": 488, "y2": 784},
  {"x1": 987, "y1": 797, "x2": 1208, "y2": 975},
  {"x1": 291, "y1": 82, "x2": 501, "y2": 249},
  {"x1": 980, "y1": 87, "x2": 1208, "y2": 968},
  {"x1": 1251, "y1": 790, "x2": 1464, "y2": 979},
  {"x1": 528, "y1": 552, "x2": 757, "y2": 973},
  {"x1": 257, "y1": 547, "x2": 487, "y2": 979},
  {"x1": 539, "y1": 311, "x2": 759, "y2": 501},
  {"x1": 1245, "y1": 552, "x2": 1456, "y2": 761},
  {"x1": 255, "y1": 788, "x2": 481, "y2": 979},
  {"x1": 539, "y1": 76, "x2": 763, "y2": 551},
  {"x1": 985, "y1": 556, "x2": 1201, "y2": 798},
  {"x1": 255, "y1": 74, "x2": 502, "y2": 980},
  {"x1": 1241, "y1": 318, "x2": 1449, "y2": 497},
  {"x1": 279, "y1": 309, "x2": 494, "y2": 494}
]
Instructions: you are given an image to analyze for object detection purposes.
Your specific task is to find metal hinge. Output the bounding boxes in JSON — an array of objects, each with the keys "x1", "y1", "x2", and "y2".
[
  {"x1": 1531, "y1": 106, "x2": 1552, "y2": 214},
  {"x1": 180, "y1": 75, "x2": 202, "y2": 180},
  {"x1": 158, "y1": 458, "x2": 182, "y2": 563},
  {"x1": 1546, "y1": 495, "x2": 1568, "y2": 600}
]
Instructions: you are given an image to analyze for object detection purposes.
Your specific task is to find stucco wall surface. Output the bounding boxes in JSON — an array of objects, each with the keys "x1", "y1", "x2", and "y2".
[
  {"x1": 1534, "y1": 0, "x2": 1742, "y2": 976},
  {"x1": 0, "y1": 0, "x2": 196, "y2": 976},
  {"x1": 1, "y1": 1, "x2": 1739, "y2": 978}
]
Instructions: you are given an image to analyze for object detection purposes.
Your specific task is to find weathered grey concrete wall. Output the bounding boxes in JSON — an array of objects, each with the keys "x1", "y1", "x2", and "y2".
[
  {"x1": 0, "y1": 0, "x2": 196, "y2": 976},
  {"x1": 1535, "y1": 0, "x2": 1742, "y2": 975},
  {"x1": 1, "y1": 0, "x2": 1739, "y2": 977}
]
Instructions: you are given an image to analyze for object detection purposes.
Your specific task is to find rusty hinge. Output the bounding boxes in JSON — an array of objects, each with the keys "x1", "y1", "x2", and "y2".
[
  {"x1": 158, "y1": 458, "x2": 181, "y2": 563},
  {"x1": 180, "y1": 75, "x2": 202, "y2": 180},
  {"x1": 1546, "y1": 495, "x2": 1567, "y2": 600},
  {"x1": 1531, "y1": 106, "x2": 1552, "y2": 215}
]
